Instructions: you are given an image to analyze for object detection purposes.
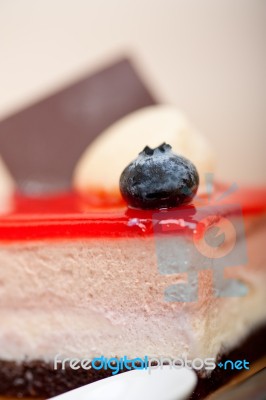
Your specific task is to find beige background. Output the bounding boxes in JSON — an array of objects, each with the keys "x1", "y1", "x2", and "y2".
[{"x1": 0, "y1": 0, "x2": 265, "y2": 185}]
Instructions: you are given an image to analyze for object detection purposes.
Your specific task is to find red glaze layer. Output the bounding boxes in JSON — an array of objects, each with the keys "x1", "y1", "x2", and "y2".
[{"x1": 0, "y1": 184, "x2": 265, "y2": 241}]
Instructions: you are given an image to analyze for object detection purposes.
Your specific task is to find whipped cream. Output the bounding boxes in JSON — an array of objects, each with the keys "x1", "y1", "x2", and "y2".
[{"x1": 73, "y1": 105, "x2": 215, "y2": 195}]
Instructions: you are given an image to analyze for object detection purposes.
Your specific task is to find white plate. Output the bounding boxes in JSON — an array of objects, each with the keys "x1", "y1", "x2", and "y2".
[{"x1": 50, "y1": 366, "x2": 197, "y2": 400}]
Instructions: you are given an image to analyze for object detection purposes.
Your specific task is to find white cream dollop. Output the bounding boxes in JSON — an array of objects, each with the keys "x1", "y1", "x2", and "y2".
[
  {"x1": 73, "y1": 105, "x2": 215, "y2": 195},
  {"x1": 0, "y1": 156, "x2": 15, "y2": 213}
]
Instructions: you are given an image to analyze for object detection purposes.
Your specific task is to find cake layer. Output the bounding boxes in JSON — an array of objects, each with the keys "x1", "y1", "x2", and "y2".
[
  {"x1": 0, "y1": 324, "x2": 265, "y2": 399},
  {"x1": 0, "y1": 214, "x2": 265, "y2": 364}
]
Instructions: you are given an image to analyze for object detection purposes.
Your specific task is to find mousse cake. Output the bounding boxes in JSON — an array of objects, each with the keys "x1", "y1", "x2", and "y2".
[{"x1": 0, "y1": 58, "x2": 265, "y2": 399}]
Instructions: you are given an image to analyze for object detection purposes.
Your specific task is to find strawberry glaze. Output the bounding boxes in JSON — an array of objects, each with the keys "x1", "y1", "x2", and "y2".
[{"x1": 0, "y1": 184, "x2": 265, "y2": 241}]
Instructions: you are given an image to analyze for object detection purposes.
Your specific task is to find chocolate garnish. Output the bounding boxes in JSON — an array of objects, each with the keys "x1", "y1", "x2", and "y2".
[{"x1": 0, "y1": 58, "x2": 156, "y2": 194}]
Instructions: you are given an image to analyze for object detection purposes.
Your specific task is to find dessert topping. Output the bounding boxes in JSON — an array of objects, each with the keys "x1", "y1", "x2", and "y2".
[{"x1": 119, "y1": 143, "x2": 199, "y2": 209}]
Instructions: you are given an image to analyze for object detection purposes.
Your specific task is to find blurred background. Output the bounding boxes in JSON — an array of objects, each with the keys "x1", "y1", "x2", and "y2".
[{"x1": 0, "y1": 0, "x2": 265, "y2": 185}]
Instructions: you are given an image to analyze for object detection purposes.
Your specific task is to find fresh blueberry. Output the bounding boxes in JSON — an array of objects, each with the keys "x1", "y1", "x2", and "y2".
[{"x1": 119, "y1": 143, "x2": 199, "y2": 209}]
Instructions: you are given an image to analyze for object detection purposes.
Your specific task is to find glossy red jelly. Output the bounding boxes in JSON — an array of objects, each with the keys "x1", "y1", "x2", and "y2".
[{"x1": 0, "y1": 184, "x2": 265, "y2": 241}]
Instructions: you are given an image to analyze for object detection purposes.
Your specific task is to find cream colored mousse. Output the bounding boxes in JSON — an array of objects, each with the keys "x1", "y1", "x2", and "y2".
[
  {"x1": 0, "y1": 156, "x2": 15, "y2": 214},
  {"x1": 0, "y1": 215, "x2": 265, "y2": 367},
  {"x1": 73, "y1": 105, "x2": 215, "y2": 196}
]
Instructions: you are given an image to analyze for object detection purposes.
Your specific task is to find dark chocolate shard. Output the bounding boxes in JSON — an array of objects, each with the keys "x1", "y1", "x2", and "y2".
[{"x1": 0, "y1": 58, "x2": 156, "y2": 195}]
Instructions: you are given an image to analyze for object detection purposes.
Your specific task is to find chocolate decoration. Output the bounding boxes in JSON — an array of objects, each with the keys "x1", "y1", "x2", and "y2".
[{"x1": 0, "y1": 58, "x2": 156, "y2": 194}]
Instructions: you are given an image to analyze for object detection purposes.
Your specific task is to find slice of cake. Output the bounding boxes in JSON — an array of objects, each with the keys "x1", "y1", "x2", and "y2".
[
  {"x1": 0, "y1": 59, "x2": 265, "y2": 399},
  {"x1": 0, "y1": 171, "x2": 265, "y2": 399}
]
